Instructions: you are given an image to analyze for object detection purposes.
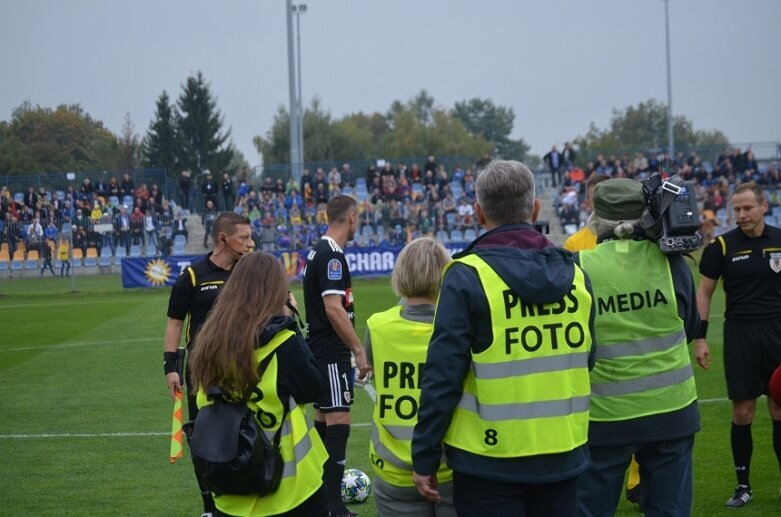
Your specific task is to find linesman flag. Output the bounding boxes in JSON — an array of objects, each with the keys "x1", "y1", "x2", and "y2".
[
  {"x1": 169, "y1": 390, "x2": 184, "y2": 463},
  {"x1": 169, "y1": 347, "x2": 186, "y2": 463}
]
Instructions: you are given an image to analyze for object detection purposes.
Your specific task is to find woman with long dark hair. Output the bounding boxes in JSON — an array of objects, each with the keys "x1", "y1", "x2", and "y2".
[{"x1": 189, "y1": 252, "x2": 328, "y2": 517}]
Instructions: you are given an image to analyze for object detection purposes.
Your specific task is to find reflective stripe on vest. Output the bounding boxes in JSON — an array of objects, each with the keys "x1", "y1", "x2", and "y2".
[
  {"x1": 210, "y1": 329, "x2": 328, "y2": 517},
  {"x1": 443, "y1": 253, "x2": 593, "y2": 458},
  {"x1": 579, "y1": 239, "x2": 697, "y2": 422},
  {"x1": 367, "y1": 306, "x2": 453, "y2": 487}
]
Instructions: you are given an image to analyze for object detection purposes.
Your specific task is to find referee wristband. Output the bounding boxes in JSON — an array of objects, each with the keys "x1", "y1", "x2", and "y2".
[
  {"x1": 695, "y1": 320, "x2": 708, "y2": 340},
  {"x1": 163, "y1": 351, "x2": 178, "y2": 375}
]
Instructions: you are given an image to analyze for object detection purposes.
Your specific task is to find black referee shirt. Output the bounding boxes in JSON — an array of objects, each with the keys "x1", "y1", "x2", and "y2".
[
  {"x1": 303, "y1": 236, "x2": 354, "y2": 362},
  {"x1": 166, "y1": 252, "x2": 232, "y2": 348},
  {"x1": 699, "y1": 224, "x2": 781, "y2": 320}
]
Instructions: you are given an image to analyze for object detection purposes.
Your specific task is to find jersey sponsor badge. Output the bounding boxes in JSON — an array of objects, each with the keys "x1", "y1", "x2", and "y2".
[
  {"x1": 770, "y1": 252, "x2": 781, "y2": 273},
  {"x1": 327, "y1": 258, "x2": 343, "y2": 280}
]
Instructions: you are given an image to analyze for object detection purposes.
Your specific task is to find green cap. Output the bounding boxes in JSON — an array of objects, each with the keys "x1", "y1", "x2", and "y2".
[{"x1": 592, "y1": 178, "x2": 646, "y2": 220}]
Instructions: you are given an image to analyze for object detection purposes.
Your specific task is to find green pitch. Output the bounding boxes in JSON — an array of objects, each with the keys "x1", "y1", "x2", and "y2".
[{"x1": 0, "y1": 272, "x2": 779, "y2": 516}]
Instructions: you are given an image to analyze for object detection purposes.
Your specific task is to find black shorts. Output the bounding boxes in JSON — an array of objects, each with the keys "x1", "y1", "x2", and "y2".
[
  {"x1": 724, "y1": 318, "x2": 781, "y2": 400},
  {"x1": 313, "y1": 359, "x2": 354, "y2": 413}
]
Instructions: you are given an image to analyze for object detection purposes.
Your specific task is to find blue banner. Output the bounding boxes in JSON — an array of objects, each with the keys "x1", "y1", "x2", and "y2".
[
  {"x1": 121, "y1": 244, "x2": 470, "y2": 287},
  {"x1": 121, "y1": 255, "x2": 205, "y2": 288},
  {"x1": 272, "y1": 243, "x2": 468, "y2": 279}
]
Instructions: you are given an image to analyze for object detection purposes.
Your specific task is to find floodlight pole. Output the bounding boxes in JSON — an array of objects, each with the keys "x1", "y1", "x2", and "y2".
[
  {"x1": 664, "y1": 0, "x2": 674, "y2": 157},
  {"x1": 286, "y1": 0, "x2": 300, "y2": 183},
  {"x1": 294, "y1": 4, "x2": 307, "y2": 173}
]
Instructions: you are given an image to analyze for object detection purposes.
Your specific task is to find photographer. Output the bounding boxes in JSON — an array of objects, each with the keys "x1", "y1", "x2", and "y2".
[{"x1": 574, "y1": 179, "x2": 701, "y2": 516}]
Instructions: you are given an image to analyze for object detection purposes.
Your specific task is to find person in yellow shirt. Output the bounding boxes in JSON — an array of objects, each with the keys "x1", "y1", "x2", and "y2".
[
  {"x1": 57, "y1": 240, "x2": 71, "y2": 277},
  {"x1": 563, "y1": 174, "x2": 610, "y2": 252}
]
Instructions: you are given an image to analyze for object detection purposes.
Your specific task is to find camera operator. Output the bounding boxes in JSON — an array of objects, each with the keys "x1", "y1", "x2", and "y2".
[{"x1": 574, "y1": 178, "x2": 701, "y2": 516}]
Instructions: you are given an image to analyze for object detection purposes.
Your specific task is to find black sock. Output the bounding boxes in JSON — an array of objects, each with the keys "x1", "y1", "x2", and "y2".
[
  {"x1": 773, "y1": 420, "x2": 781, "y2": 472},
  {"x1": 731, "y1": 422, "x2": 752, "y2": 487},
  {"x1": 324, "y1": 424, "x2": 350, "y2": 513},
  {"x1": 315, "y1": 420, "x2": 327, "y2": 443}
]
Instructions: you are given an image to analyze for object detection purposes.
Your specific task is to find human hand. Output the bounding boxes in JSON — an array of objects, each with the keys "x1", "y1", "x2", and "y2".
[
  {"x1": 166, "y1": 372, "x2": 182, "y2": 401},
  {"x1": 353, "y1": 347, "x2": 373, "y2": 382},
  {"x1": 694, "y1": 339, "x2": 711, "y2": 370},
  {"x1": 413, "y1": 472, "x2": 442, "y2": 503}
]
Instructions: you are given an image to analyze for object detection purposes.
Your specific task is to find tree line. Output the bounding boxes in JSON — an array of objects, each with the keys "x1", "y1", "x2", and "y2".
[{"x1": 0, "y1": 70, "x2": 731, "y2": 177}]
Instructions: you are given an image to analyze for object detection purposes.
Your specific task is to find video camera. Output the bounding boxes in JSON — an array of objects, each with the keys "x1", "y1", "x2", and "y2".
[{"x1": 640, "y1": 173, "x2": 703, "y2": 254}]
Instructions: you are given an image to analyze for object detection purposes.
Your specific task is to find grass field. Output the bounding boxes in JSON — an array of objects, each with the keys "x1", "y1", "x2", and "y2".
[{"x1": 1, "y1": 271, "x2": 780, "y2": 516}]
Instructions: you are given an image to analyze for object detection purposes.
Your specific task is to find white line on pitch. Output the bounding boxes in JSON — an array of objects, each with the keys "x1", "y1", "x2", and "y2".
[{"x1": 0, "y1": 337, "x2": 159, "y2": 353}]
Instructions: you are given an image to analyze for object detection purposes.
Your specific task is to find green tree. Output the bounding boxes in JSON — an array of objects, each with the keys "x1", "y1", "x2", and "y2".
[
  {"x1": 452, "y1": 98, "x2": 530, "y2": 160},
  {"x1": 175, "y1": 71, "x2": 233, "y2": 174},
  {"x1": 0, "y1": 102, "x2": 118, "y2": 175},
  {"x1": 117, "y1": 113, "x2": 140, "y2": 171},
  {"x1": 141, "y1": 91, "x2": 178, "y2": 174},
  {"x1": 574, "y1": 99, "x2": 729, "y2": 161}
]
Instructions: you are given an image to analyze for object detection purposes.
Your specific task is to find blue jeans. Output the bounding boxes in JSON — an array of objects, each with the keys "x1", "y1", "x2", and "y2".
[{"x1": 578, "y1": 435, "x2": 694, "y2": 517}]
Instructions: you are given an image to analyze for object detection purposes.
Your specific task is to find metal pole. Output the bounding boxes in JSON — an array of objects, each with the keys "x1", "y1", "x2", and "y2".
[
  {"x1": 286, "y1": 0, "x2": 300, "y2": 183},
  {"x1": 664, "y1": 0, "x2": 674, "y2": 157},
  {"x1": 296, "y1": 5, "x2": 306, "y2": 172}
]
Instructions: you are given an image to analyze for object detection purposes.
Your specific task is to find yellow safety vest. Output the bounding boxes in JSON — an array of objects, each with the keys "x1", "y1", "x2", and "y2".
[
  {"x1": 443, "y1": 253, "x2": 593, "y2": 457},
  {"x1": 367, "y1": 306, "x2": 453, "y2": 486},
  {"x1": 579, "y1": 239, "x2": 697, "y2": 421},
  {"x1": 197, "y1": 329, "x2": 327, "y2": 516}
]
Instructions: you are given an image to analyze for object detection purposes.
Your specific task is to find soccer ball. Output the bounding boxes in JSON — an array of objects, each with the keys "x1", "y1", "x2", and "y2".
[{"x1": 341, "y1": 468, "x2": 372, "y2": 504}]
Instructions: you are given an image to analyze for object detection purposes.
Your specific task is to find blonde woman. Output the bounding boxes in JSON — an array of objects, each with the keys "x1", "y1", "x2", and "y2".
[{"x1": 365, "y1": 237, "x2": 455, "y2": 516}]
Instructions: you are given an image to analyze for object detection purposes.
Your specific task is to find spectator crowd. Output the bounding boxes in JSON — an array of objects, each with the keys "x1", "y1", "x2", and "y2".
[{"x1": 2, "y1": 146, "x2": 780, "y2": 269}]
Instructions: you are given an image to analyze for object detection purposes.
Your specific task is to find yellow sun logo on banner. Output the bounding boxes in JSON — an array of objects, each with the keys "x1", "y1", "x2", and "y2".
[{"x1": 145, "y1": 259, "x2": 172, "y2": 287}]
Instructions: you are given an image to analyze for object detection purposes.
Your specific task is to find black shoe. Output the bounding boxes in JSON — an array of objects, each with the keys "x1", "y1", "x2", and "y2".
[{"x1": 725, "y1": 485, "x2": 752, "y2": 508}]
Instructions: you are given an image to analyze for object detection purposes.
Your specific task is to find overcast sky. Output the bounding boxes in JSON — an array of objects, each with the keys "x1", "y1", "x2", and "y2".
[{"x1": 2, "y1": 0, "x2": 779, "y2": 167}]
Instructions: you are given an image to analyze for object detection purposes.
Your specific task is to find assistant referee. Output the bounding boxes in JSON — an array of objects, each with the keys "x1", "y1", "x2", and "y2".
[
  {"x1": 696, "y1": 182, "x2": 781, "y2": 508},
  {"x1": 163, "y1": 212, "x2": 252, "y2": 517},
  {"x1": 303, "y1": 195, "x2": 371, "y2": 517}
]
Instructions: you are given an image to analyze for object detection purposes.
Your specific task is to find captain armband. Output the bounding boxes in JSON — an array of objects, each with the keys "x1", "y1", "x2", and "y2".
[
  {"x1": 694, "y1": 320, "x2": 708, "y2": 340},
  {"x1": 163, "y1": 351, "x2": 178, "y2": 375}
]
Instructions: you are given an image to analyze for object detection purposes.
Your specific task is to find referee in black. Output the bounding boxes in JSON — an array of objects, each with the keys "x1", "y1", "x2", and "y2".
[
  {"x1": 303, "y1": 195, "x2": 371, "y2": 517},
  {"x1": 163, "y1": 212, "x2": 253, "y2": 517},
  {"x1": 696, "y1": 182, "x2": 781, "y2": 508}
]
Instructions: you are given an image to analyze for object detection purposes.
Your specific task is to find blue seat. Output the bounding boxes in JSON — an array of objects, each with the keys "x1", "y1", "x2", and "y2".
[
  {"x1": 436, "y1": 230, "x2": 450, "y2": 244},
  {"x1": 98, "y1": 247, "x2": 113, "y2": 266},
  {"x1": 342, "y1": 186, "x2": 353, "y2": 196},
  {"x1": 130, "y1": 245, "x2": 142, "y2": 258},
  {"x1": 450, "y1": 229, "x2": 464, "y2": 242},
  {"x1": 109, "y1": 196, "x2": 120, "y2": 208},
  {"x1": 0, "y1": 259, "x2": 7, "y2": 272},
  {"x1": 14, "y1": 192, "x2": 24, "y2": 204},
  {"x1": 172, "y1": 242, "x2": 186, "y2": 256},
  {"x1": 11, "y1": 259, "x2": 22, "y2": 271},
  {"x1": 463, "y1": 228, "x2": 477, "y2": 241},
  {"x1": 174, "y1": 235, "x2": 186, "y2": 245},
  {"x1": 122, "y1": 195, "x2": 134, "y2": 208},
  {"x1": 145, "y1": 244, "x2": 157, "y2": 257},
  {"x1": 84, "y1": 256, "x2": 97, "y2": 267}
]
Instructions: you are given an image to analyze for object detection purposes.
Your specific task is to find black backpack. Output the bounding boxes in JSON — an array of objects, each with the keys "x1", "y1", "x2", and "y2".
[{"x1": 184, "y1": 354, "x2": 288, "y2": 496}]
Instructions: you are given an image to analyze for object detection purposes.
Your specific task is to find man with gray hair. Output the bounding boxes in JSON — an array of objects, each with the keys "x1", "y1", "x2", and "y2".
[{"x1": 412, "y1": 160, "x2": 597, "y2": 515}]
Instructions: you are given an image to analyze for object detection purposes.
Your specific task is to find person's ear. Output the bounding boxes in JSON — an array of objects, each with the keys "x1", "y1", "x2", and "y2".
[{"x1": 532, "y1": 199, "x2": 541, "y2": 223}]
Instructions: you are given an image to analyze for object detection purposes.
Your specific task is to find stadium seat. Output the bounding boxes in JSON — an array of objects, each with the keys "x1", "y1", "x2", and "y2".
[
  {"x1": 13, "y1": 192, "x2": 24, "y2": 204},
  {"x1": 356, "y1": 177, "x2": 366, "y2": 188},
  {"x1": 450, "y1": 182, "x2": 463, "y2": 198},
  {"x1": 130, "y1": 245, "x2": 142, "y2": 258},
  {"x1": 703, "y1": 161, "x2": 713, "y2": 174},
  {"x1": 445, "y1": 213, "x2": 457, "y2": 228},
  {"x1": 84, "y1": 247, "x2": 98, "y2": 267},
  {"x1": 436, "y1": 230, "x2": 450, "y2": 244},
  {"x1": 145, "y1": 243, "x2": 157, "y2": 257},
  {"x1": 122, "y1": 195, "x2": 134, "y2": 208},
  {"x1": 25, "y1": 249, "x2": 39, "y2": 270},
  {"x1": 411, "y1": 183, "x2": 424, "y2": 200},
  {"x1": 463, "y1": 228, "x2": 477, "y2": 241},
  {"x1": 0, "y1": 245, "x2": 9, "y2": 271},
  {"x1": 342, "y1": 186, "x2": 353, "y2": 196},
  {"x1": 174, "y1": 234, "x2": 186, "y2": 245},
  {"x1": 450, "y1": 229, "x2": 464, "y2": 242},
  {"x1": 172, "y1": 242, "x2": 186, "y2": 256},
  {"x1": 109, "y1": 196, "x2": 120, "y2": 208},
  {"x1": 71, "y1": 248, "x2": 83, "y2": 268},
  {"x1": 98, "y1": 246, "x2": 113, "y2": 267},
  {"x1": 114, "y1": 246, "x2": 126, "y2": 265}
]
